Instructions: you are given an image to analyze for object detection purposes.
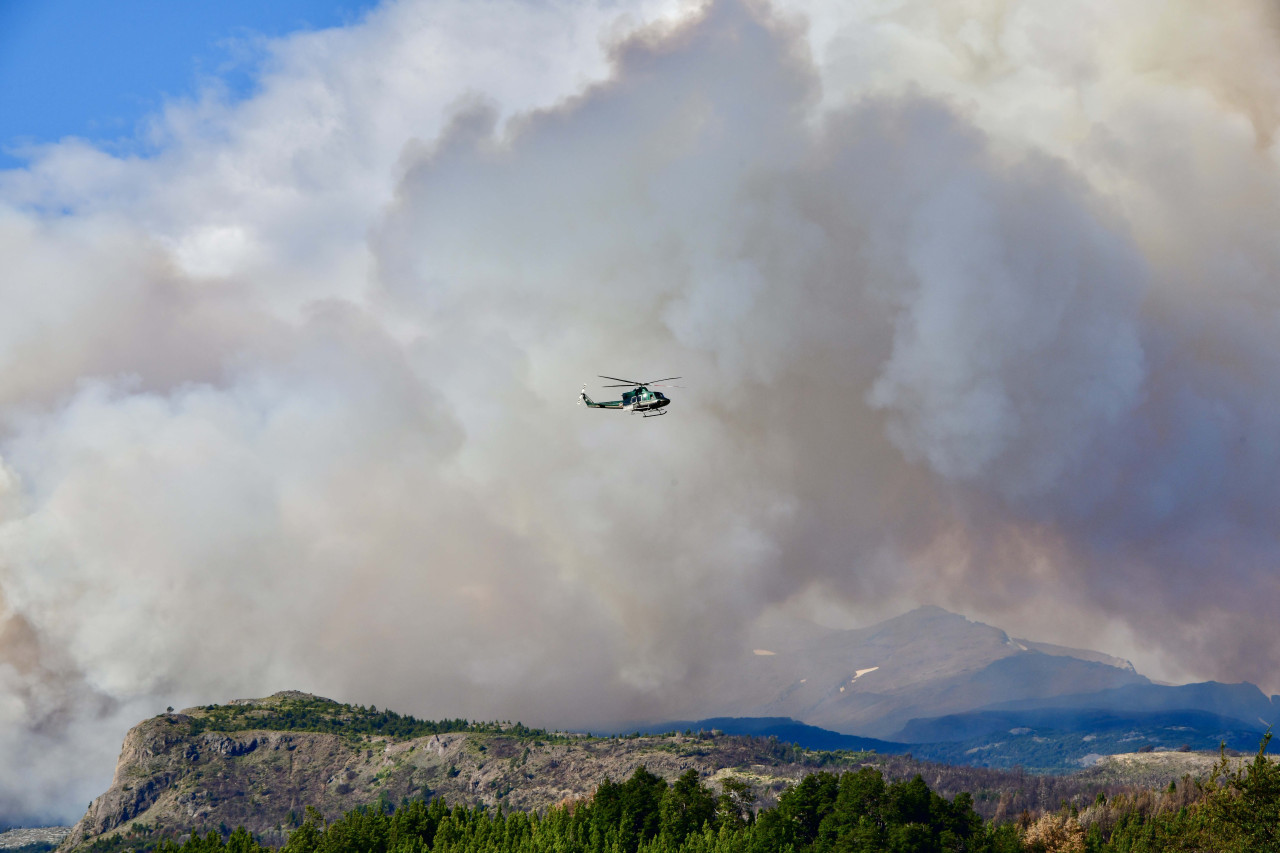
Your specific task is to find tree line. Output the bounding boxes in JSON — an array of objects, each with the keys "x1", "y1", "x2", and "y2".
[{"x1": 181, "y1": 699, "x2": 558, "y2": 743}]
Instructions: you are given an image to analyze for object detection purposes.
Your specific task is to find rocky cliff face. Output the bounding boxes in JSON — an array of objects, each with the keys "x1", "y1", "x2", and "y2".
[
  {"x1": 60, "y1": 693, "x2": 833, "y2": 850},
  {"x1": 61, "y1": 691, "x2": 1233, "y2": 850},
  {"x1": 62, "y1": 721, "x2": 330, "y2": 849}
]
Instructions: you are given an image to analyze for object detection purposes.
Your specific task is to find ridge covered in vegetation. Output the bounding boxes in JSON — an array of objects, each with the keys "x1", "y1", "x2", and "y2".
[
  {"x1": 180, "y1": 693, "x2": 557, "y2": 743},
  {"x1": 80, "y1": 735, "x2": 1279, "y2": 853}
]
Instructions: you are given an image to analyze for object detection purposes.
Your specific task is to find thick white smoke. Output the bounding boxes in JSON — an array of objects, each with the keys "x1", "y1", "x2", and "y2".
[{"x1": 1, "y1": 0, "x2": 1279, "y2": 824}]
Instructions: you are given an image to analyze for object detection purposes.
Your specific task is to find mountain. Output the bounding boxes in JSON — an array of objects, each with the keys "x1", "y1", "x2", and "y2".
[
  {"x1": 703, "y1": 606, "x2": 1149, "y2": 738},
  {"x1": 64, "y1": 686, "x2": 1233, "y2": 845},
  {"x1": 681, "y1": 606, "x2": 1277, "y2": 770},
  {"x1": 56, "y1": 610, "x2": 1280, "y2": 846},
  {"x1": 64, "y1": 691, "x2": 1175, "y2": 850},
  {"x1": 58, "y1": 692, "x2": 884, "y2": 850}
]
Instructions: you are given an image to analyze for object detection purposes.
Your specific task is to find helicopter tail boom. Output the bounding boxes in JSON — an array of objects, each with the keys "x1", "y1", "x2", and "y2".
[{"x1": 579, "y1": 386, "x2": 623, "y2": 409}]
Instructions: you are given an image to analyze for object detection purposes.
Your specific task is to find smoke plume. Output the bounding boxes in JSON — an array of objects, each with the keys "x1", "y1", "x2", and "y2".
[{"x1": 1, "y1": 0, "x2": 1279, "y2": 824}]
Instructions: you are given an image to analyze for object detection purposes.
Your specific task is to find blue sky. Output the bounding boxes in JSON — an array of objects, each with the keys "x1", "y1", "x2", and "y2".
[{"x1": 0, "y1": 0, "x2": 381, "y2": 168}]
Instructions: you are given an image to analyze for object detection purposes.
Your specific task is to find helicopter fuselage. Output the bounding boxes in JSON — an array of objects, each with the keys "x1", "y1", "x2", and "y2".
[
  {"x1": 579, "y1": 385, "x2": 670, "y2": 416},
  {"x1": 621, "y1": 387, "x2": 670, "y2": 413}
]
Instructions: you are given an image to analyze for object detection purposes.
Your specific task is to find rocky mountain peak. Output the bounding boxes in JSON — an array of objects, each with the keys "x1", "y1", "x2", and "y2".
[{"x1": 704, "y1": 605, "x2": 1151, "y2": 738}]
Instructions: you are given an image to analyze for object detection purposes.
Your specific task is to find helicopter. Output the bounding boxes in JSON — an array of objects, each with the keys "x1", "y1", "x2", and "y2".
[{"x1": 579, "y1": 375, "x2": 682, "y2": 418}]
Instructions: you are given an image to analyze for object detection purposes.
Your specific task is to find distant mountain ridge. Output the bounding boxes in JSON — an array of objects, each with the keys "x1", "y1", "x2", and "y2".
[
  {"x1": 680, "y1": 606, "x2": 1276, "y2": 768},
  {"x1": 983, "y1": 680, "x2": 1280, "y2": 724},
  {"x1": 1010, "y1": 638, "x2": 1137, "y2": 673},
  {"x1": 613, "y1": 717, "x2": 909, "y2": 754},
  {"x1": 896, "y1": 707, "x2": 1257, "y2": 743},
  {"x1": 702, "y1": 606, "x2": 1150, "y2": 738},
  {"x1": 627, "y1": 712, "x2": 1270, "y2": 773}
]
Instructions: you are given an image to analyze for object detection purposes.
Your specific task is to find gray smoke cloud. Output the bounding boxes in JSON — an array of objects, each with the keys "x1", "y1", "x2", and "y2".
[{"x1": 1, "y1": 0, "x2": 1279, "y2": 825}]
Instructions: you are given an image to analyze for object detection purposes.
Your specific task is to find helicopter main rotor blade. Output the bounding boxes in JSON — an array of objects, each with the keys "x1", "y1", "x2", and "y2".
[
  {"x1": 643, "y1": 376, "x2": 681, "y2": 384},
  {"x1": 598, "y1": 374, "x2": 645, "y2": 385},
  {"x1": 601, "y1": 383, "x2": 639, "y2": 388}
]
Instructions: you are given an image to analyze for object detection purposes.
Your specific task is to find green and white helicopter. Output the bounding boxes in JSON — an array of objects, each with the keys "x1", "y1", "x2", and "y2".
[{"x1": 579, "y1": 375, "x2": 682, "y2": 418}]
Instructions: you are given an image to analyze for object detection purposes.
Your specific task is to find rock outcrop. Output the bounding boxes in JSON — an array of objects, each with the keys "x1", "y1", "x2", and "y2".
[{"x1": 60, "y1": 692, "x2": 831, "y2": 850}]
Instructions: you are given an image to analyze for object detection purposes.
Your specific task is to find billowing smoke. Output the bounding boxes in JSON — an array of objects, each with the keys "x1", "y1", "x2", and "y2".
[{"x1": 2, "y1": 0, "x2": 1279, "y2": 824}]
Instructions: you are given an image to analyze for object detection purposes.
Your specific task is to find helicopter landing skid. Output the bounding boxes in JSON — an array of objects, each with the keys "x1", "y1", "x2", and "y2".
[{"x1": 640, "y1": 409, "x2": 668, "y2": 418}]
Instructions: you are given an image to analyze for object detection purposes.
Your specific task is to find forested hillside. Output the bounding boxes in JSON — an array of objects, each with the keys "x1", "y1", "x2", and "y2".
[
  {"x1": 64, "y1": 693, "x2": 1278, "y2": 853},
  {"x1": 76, "y1": 734, "x2": 1279, "y2": 853}
]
